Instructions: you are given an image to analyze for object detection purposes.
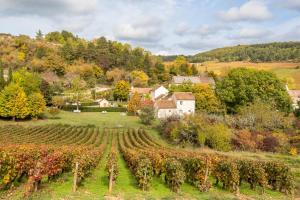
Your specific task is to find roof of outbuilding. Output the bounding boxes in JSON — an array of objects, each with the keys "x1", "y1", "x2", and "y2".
[
  {"x1": 131, "y1": 87, "x2": 152, "y2": 94},
  {"x1": 172, "y1": 76, "x2": 215, "y2": 85},
  {"x1": 155, "y1": 100, "x2": 177, "y2": 109},
  {"x1": 173, "y1": 92, "x2": 195, "y2": 100}
]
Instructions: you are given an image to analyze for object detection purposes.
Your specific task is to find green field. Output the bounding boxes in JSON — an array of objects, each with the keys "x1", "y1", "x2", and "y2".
[
  {"x1": 0, "y1": 111, "x2": 143, "y2": 128},
  {"x1": 0, "y1": 112, "x2": 298, "y2": 200}
]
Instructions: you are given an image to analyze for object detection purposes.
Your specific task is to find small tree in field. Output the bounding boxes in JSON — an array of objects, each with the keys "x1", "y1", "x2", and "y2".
[
  {"x1": 52, "y1": 96, "x2": 65, "y2": 109},
  {"x1": 139, "y1": 106, "x2": 155, "y2": 125},
  {"x1": 71, "y1": 77, "x2": 86, "y2": 111},
  {"x1": 48, "y1": 107, "x2": 60, "y2": 119}
]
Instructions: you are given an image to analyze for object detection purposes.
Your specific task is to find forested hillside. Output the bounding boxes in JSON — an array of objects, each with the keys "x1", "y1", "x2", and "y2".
[
  {"x1": 0, "y1": 31, "x2": 169, "y2": 87},
  {"x1": 189, "y1": 42, "x2": 300, "y2": 62}
]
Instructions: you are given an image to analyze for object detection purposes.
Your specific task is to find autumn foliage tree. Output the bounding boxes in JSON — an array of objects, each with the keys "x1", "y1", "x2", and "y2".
[
  {"x1": 0, "y1": 83, "x2": 30, "y2": 120},
  {"x1": 113, "y1": 80, "x2": 130, "y2": 101},
  {"x1": 127, "y1": 92, "x2": 141, "y2": 115},
  {"x1": 28, "y1": 93, "x2": 46, "y2": 119},
  {"x1": 130, "y1": 70, "x2": 149, "y2": 87}
]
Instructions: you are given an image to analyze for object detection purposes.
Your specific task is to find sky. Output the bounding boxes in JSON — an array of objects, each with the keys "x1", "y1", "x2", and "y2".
[{"x1": 0, "y1": 0, "x2": 299, "y2": 55}]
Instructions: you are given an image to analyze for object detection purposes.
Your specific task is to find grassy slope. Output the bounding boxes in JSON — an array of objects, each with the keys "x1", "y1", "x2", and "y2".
[
  {"x1": 195, "y1": 61, "x2": 300, "y2": 89},
  {"x1": 0, "y1": 111, "x2": 296, "y2": 199}
]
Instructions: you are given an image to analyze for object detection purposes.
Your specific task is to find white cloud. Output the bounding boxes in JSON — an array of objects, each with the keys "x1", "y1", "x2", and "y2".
[
  {"x1": 233, "y1": 27, "x2": 271, "y2": 39},
  {"x1": 175, "y1": 24, "x2": 232, "y2": 37},
  {"x1": 115, "y1": 17, "x2": 164, "y2": 43},
  {"x1": 174, "y1": 23, "x2": 190, "y2": 36},
  {"x1": 219, "y1": 1, "x2": 272, "y2": 22}
]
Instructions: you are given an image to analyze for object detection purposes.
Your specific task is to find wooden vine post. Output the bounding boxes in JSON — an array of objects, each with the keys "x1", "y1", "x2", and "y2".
[
  {"x1": 73, "y1": 162, "x2": 79, "y2": 192},
  {"x1": 108, "y1": 165, "x2": 114, "y2": 193},
  {"x1": 204, "y1": 156, "x2": 209, "y2": 184}
]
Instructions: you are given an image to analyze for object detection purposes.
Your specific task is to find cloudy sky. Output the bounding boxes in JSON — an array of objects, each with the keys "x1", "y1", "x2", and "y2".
[{"x1": 0, "y1": 0, "x2": 299, "y2": 55}]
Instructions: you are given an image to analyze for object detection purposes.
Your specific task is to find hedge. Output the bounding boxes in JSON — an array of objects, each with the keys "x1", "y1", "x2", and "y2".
[{"x1": 62, "y1": 105, "x2": 126, "y2": 112}]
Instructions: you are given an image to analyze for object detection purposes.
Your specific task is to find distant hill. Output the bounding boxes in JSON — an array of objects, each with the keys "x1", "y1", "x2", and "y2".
[{"x1": 189, "y1": 42, "x2": 300, "y2": 63}]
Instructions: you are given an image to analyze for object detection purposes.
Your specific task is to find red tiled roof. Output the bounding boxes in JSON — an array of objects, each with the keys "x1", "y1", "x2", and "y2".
[
  {"x1": 131, "y1": 87, "x2": 152, "y2": 94},
  {"x1": 155, "y1": 100, "x2": 176, "y2": 109},
  {"x1": 141, "y1": 100, "x2": 154, "y2": 107},
  {"x1": 173, "y1": 92, "x2": 195, "y2": 100}
]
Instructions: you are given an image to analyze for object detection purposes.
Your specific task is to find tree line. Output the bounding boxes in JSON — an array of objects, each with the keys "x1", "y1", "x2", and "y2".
[
  {"x1": 0, "y1": 30, "x2": 170, "y2": 87},
  {"x1": 190, "y1": 42, "x2": 300, "y2": 63}
]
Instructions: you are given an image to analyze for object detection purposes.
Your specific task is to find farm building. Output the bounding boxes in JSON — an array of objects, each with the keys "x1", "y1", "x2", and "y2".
[
  {"x1": 171, "y1": 75, "x2": 215, "y2": 86},
  {"x1": 95, "y1": 99, "x2": 111, "y2": 107},
  {"x1": 154, "y1": 92, "x2": 195, "y2": 119},
  {"x1": 150, "y1": 85, "x2": 169, "y2": 100}
]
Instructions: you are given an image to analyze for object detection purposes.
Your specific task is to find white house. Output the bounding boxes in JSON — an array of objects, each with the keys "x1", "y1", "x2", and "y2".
[
  {"x1": 154, "y1": 92, "x2": 195, "y2": 119},
  {"x1": 150, "y1": 86, "x2": 169, "y2": 100},
  {"x1": 95, "y1": 99, "x2": 111, "y2": 107}
]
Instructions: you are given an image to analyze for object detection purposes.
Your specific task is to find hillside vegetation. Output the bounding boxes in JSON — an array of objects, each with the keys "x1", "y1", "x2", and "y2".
[
  {"x1": 0, "y1": 31, "x2": 167, "y2": 87},
  {"x1": 189, "y1": 42, "x2": 300, "y2": 63},
  {"x1": 196, "y1": 61, "x2": 300, "y2": 89}
]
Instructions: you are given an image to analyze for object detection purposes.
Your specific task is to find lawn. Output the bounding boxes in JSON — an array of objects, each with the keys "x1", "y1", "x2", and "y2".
[{"x1": 0, "y1": 111, "x2": 143, "y2": 128}]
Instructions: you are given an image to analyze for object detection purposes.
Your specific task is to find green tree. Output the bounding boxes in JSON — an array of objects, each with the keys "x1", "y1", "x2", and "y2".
[
  {"x1": 0, "y1": 83, "x2": 30, "y2": 120},
  {"x1": 199, "y1": 124, "x2": 232, "y2": 152},
  {"x1": 192, "y1": 84, "x2": 223, "y2": 113},
  {"x1": 113, "y1": 80, "x2": 130, "y2": 101},
  {"x1": 52, "y1": 96, "x2": 65, "y2": 109},
  {"x1": 28, "y1": 92, "x2": 46, "y2": 119},
  {"x1": 139, "y1": 106, "x2": 155, "y2": 125},
  {"x1": 35, "y1": 30, "x2": 43, "y2": 40},
  {"x1": 12, "y1": 68, "x2": 41, "y2": 95},
  {"x1": 216, "y1": 68, "x2": 292, "y2": 113}
]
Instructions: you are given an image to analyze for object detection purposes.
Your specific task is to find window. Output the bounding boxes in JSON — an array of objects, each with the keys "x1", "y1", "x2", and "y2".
[{"x1": 180, "y1": 101, "x2": 183, "y2": 105}]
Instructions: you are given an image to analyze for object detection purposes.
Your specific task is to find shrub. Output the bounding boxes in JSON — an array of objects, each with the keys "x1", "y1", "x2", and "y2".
[
  {"x1": 201, "y1": 124, "x2": 232, "y2": 152},
  {"x1": 51, "y1": 96, "x2": 65, "y2": 109},
  {"x1": 139, "y1": 106, "x2": 155, "y2": 125},
  {"x1": 231, "y1": 130, "x2": 257, "y2": 151},
  {"x1": 233, "y1": 100, "x2": 292, "y2": 131},
  {"x1": 163, "y1": 158, "x2": 186, "y2": 193},
  {"x1": 289, "y1": 148, "x2": 297, "y2": 156},
  {"x1": 48, "y1": 107, "x2": 60, "y2": 118},
  {"x1": 260, "y1": 136, "x2": 279, "y2": 152}
]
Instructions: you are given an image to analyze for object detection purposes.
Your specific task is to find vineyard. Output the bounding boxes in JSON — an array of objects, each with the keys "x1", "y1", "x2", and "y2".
[{"x1": 0, "y1": 125, "x2": 295, "y2": 199}]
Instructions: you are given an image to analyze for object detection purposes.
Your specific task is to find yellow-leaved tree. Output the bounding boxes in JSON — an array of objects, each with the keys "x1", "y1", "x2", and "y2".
[
  {"x1": 28, "y1": 92, "x2": 46, "y2": 119},
  {"x1": 130, "y1": 70, "x2": 149, "y2": 87},
  {"x1": 127, "y1": 92, "x2": 141, "y2": 115},
  {"x1": 0, "y1": 83, "x2": 30, "y2": 120}
]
